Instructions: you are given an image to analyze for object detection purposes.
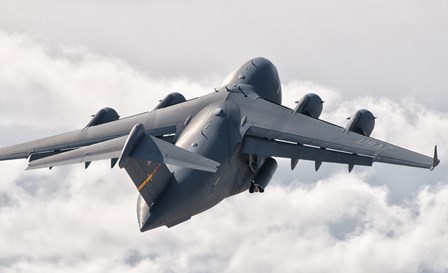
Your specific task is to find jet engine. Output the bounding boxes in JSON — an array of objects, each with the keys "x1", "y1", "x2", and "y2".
[
  {"x1": 294, "y1": 93, "x2": 324, "y2": 118},
  {"x1": 86, "y1": 107, "x2": 120, "y2": 127},
  {"x1": 346, "y1": 109, "x2": 375, "y2": 137},
  {"x1": 154, "y1": 92, "x2": 186, "y2": 109},
  {"x1": 250, "y1": 157, "x2": 278, "y2": 193}
]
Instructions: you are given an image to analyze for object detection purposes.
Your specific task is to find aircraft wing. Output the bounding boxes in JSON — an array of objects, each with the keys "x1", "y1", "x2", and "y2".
[
  {"x1": 25, "y1": 136, "x2": 125, "y2": 170},
  {"x1": 0, "y1": 101, "x2": 220, "y2": 173},
  {"x1": 25, "y1": 124, "x2": 219, "y2": 172},
  {"x1": 0, "y1": 111, "x2": 177, "y2": 161},
  {"x1": 241, "y1": 98, "x2": 439, "y2": 170}
]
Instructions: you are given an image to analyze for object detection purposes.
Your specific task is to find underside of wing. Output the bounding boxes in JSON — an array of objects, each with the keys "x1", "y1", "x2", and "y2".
[
  {"x1": 241, "y1": 98, "x2": 439, "y2": 170},
  {"x1": 26, "y1": 137, "x2": 126, "y2": 170},
  {"x1": 242, "y1": 136, "x2": 373, "y2": 171},
  {"x1": 27, "y1": 124, "x2": 220, "y2": 173},
  {"x1": 0, "y1": 112, "x2": 177, "y2": 162},
  {"x1": 0, "y1": 97, "x2": 205, "y2": 163}
]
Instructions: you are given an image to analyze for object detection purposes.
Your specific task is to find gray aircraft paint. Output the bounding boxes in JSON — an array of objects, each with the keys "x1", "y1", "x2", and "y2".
[{"x1": 0, "y1": 58, "x2": 439, "y2": 231}]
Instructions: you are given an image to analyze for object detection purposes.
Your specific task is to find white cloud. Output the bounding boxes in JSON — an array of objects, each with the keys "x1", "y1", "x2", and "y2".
[
  {"x1": 0, "y1": 31, "x2": 447, "y2": 273},
  {"x1": 4, "y1": 171, "x2": 448, "y2": 273},
  {"x1": 1, "y1": 0, "x2": 447, "y2": 109},
  {"x1": 0, "y1": 32, "x2": 217, "y2": 131}
]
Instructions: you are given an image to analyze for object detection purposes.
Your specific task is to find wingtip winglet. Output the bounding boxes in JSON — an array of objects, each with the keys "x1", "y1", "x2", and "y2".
[{"x1": 431, "y1": 145, "x2": 440, "y2": 171}]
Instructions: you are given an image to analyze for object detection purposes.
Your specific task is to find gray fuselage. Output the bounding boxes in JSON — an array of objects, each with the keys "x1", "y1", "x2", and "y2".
[{"x1": 138, "y1": 58, "x2": 282, "y2": 230}]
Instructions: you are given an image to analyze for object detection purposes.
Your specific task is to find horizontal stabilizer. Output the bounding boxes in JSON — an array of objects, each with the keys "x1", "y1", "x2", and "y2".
[
  {"x1": 27, "y1": 123, "x2": 220, "y2": 173},
  {"x1": 118, "y1": 124, "x2": 220, "y2": 172}
]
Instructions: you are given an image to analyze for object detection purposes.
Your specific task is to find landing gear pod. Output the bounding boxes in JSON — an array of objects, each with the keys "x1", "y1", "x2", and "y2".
[
  {"x1": 346, "y1": 109, "x2": 375, "y2": 137},
  {"x1": 250, "y1": 157, "x2": 278, "y2": 193}
]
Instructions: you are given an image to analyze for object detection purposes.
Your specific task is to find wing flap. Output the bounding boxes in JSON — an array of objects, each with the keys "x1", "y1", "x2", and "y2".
[
  {"x1": 27, "y1": 137, "x2": 126, "y2": 170},
  {"x1": 0, "y1": 111, "x2": 179, "y2": 162},
  {"x1": 242, "y1": 136, "x2": 373, "y2": 166},
  {"x1": 27, "y1": 123, "x2": 220, "y2": 173},
  {"x1": 242, "y1": 98, "x2": 438, "y2": 169}
]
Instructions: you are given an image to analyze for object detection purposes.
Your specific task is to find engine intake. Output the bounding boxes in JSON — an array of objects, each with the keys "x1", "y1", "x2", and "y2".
[
  {"x1": 86, "y1": 107, "x2": 120, "y2": 127},
  {"x1": 346, "y1": 109, "x2": 375, "y2": 137},
  {"x1": 294, "y1": 93, "x2": 324, "y2": 118},
  {"x1": 155, "y1": 92, "x2": 186, "y2": 109}
]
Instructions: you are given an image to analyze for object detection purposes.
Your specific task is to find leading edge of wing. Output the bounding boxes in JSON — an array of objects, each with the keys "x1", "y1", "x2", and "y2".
[
  {"x1": 242, "y1": 98, "x2": 439, "y2": 170},
  {"x1": 27, "y1": 124, "x2": 220, "y2": 173}
]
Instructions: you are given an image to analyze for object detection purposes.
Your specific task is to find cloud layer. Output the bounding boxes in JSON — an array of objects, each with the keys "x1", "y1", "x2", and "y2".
[
  {"x1": 0, "y1": 31, "x2": 447, "y2": 273},
  {"x1": 1, "y1": 0, "x2": 447, "y2": 107}
]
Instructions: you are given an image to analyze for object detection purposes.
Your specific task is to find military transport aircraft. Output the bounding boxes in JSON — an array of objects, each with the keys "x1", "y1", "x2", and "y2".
[{"x1": 0, "y1": 57, "x2": 440, "y2": 231}]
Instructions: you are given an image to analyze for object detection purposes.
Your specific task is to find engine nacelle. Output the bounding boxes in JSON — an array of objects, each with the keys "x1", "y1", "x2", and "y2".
[
  {"x1": 294, "y1": 93, "x2": 324, "y2": 118},
  {"x1": 253, "y1": 157, "x2": 278, "y2": 189},
  {"x1": 86, "y1": 107, "x2": 120, "y2": 127},
  {"x1": 346, "y1": 109, "x2": 375, "y2": 137},
  {"x1": 154, "y1": 92, "x2": 186, "y2": 109}
]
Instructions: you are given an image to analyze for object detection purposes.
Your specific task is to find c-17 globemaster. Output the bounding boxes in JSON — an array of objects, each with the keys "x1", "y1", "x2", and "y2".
[{"x1": 0, "y1": 57, "x2": 440, "y2": 231}]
